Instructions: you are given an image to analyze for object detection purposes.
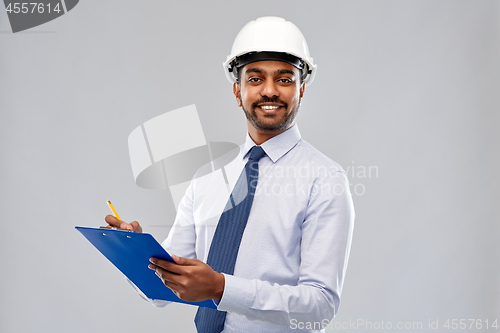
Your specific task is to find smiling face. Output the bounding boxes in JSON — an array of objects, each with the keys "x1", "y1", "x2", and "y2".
[{"x1": 233, "y1": 60, "x2": 305, "y2": 144}]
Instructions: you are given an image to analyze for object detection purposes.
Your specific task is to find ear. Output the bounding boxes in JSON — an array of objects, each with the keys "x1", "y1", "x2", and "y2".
[
  {"x1": 233, "y1": 82, "x2": 242, "y2": 107},
  {"x1": 299, "y1": 81, "x2": 305, "y2": 98}
]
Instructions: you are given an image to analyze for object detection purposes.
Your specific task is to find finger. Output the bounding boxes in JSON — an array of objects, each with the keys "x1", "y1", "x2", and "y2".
[
  {"x1": 104, "y1": 215, "x2": 123, "y2": 228},
  {"x1": 148, "y1": 263, "x2": 173, "y2": 272},
  {"x1": 150, "y1": 258, "x2": 184, "y2": 274},
  {"x1": 163, "y1": 281, "x2": 182, "y2": 299},
  {"x1": 120, "y1": 222, "x2": 133, "y2": 230},
  {"x1": 151, "y1": 265, "x2": 183, "y2": 285},
  {"x1": 148, "y1": 262, "x2": 179, "y2": 275},
  {"x1": 171, "y1": 255, "x2": 200, "y2": 266},
  {"x1": 169, "y1": 288, "x2": 181, "y2": 299},
  {"x1": 105, "y1": 215, "x2": 135, "y2": 230},
  {"x1": 129, "y1": 221, "x2": 142, "y2": 233},
  {"x1": 164, "y1": 283, "x2": 180, "y2": 296}
]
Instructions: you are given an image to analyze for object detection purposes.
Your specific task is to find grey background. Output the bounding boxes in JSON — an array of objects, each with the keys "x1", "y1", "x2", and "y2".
[{"x1": 1, "y1": 1, "x2": 498, "y2": 332}]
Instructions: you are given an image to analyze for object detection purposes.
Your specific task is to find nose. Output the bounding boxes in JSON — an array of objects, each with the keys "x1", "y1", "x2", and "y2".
[{"x1": 260, "y1": 80, "x2": 279, "y2": 98}]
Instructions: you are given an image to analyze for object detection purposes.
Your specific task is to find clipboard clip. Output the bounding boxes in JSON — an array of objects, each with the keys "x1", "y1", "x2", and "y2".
[{"x1": 99, "y1": 226, "x2": 133, "y2": 232}]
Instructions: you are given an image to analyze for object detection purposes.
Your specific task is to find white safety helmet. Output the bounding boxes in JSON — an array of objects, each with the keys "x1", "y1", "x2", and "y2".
[{"x1": 223, "y1": 16, "x2": 317, "y2": 85}]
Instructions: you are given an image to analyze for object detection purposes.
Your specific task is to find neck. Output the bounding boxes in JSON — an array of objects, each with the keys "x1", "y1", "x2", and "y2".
[{"x1": 247, "y1": 121, "x2": 293, "y2": 145}]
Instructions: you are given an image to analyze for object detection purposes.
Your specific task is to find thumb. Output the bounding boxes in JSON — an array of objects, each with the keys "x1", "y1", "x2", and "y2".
[{"x1": 171, "y1": 254, "x2": 188, "y2": 265}]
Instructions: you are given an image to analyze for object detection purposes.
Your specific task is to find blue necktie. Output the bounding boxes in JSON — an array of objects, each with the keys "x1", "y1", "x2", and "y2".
[{"x1": 194, "y1": 146, "x2": 267, "y2": 333}]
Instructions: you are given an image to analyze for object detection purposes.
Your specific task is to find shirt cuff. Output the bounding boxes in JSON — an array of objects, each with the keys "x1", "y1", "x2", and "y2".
[
  {"x1": 217, "y1": 274, "x2": 254, "y2": 313},
  {"x1": 126, "y1": 278, "x2": 171, "y2": 308}
]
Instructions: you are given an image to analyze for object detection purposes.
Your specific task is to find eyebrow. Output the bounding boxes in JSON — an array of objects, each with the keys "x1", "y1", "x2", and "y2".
[
  {"x1": 277, "y1": 69, "x2": 295, "y2": 75},
  {"x1": 245, "y1": 68, "x2": 262, "y2": 75},
  {"x1": 244, "y1": 68, "x2": 296, "y2": 76}
]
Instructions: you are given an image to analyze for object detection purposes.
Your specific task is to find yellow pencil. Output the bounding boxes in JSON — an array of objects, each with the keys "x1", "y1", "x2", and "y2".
[{"x1": 107, "y1": 200, "x2": 122, "y2": 221}]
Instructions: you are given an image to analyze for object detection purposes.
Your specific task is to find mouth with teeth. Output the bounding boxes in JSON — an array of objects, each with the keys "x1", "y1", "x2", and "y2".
[
  {"x1": 252, "y1": 99, "x2": 288, "y2": 115},
  {"x1": 256, "y1": 105, "x2": 283, "y2": 115}
]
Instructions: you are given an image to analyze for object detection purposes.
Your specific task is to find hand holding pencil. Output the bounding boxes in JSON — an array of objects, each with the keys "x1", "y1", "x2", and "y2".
[{"x1": 105, "y1": 200, "x2": 143, "y2": 233}]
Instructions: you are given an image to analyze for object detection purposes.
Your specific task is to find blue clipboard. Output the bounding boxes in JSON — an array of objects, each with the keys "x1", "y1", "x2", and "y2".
[{"x1": 76, "y1": 226, "x2": 217, "y2": 309}]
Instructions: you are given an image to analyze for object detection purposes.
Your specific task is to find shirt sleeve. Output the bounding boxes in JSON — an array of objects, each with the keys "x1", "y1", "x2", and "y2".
[
  {"x1": 217, "y1": 170, "x2": 355, "y2": 326},
  {"x1": 161, "y1": 181, "x2": 197, "y2": 259},
  {"x1": 129, "y1": 181, "x2": 197, "y2": 306}
]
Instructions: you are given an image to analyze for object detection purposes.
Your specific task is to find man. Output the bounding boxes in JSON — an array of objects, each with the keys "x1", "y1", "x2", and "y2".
[{"x1": 106, "y1": 16, "x2": 354, "y2": 333}]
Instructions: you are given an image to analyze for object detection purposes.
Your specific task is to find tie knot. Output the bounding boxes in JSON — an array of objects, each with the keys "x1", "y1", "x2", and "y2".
[{"x1": 248, "y1": 146, "x2": 266, "y2": 162}]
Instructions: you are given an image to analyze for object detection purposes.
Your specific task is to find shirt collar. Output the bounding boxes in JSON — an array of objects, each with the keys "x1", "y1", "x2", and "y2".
[{"x1": 242, "y1": 124, "x2": 302, "y2": 163}]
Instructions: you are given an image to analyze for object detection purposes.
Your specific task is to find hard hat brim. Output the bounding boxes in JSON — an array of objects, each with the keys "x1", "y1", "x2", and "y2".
[{"x1": 233, "y1": 51, "x2": 306, "y2": 71}]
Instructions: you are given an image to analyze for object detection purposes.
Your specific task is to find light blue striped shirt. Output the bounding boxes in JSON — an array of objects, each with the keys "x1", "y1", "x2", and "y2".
[{"x1": 161, "y1": 124, "x2": 355, "y2": 332}]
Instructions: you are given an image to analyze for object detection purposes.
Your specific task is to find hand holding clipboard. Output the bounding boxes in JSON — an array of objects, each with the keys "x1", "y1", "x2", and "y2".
[{"x1": 76, "y1": 201, "x2": 220, "y2": 309}]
